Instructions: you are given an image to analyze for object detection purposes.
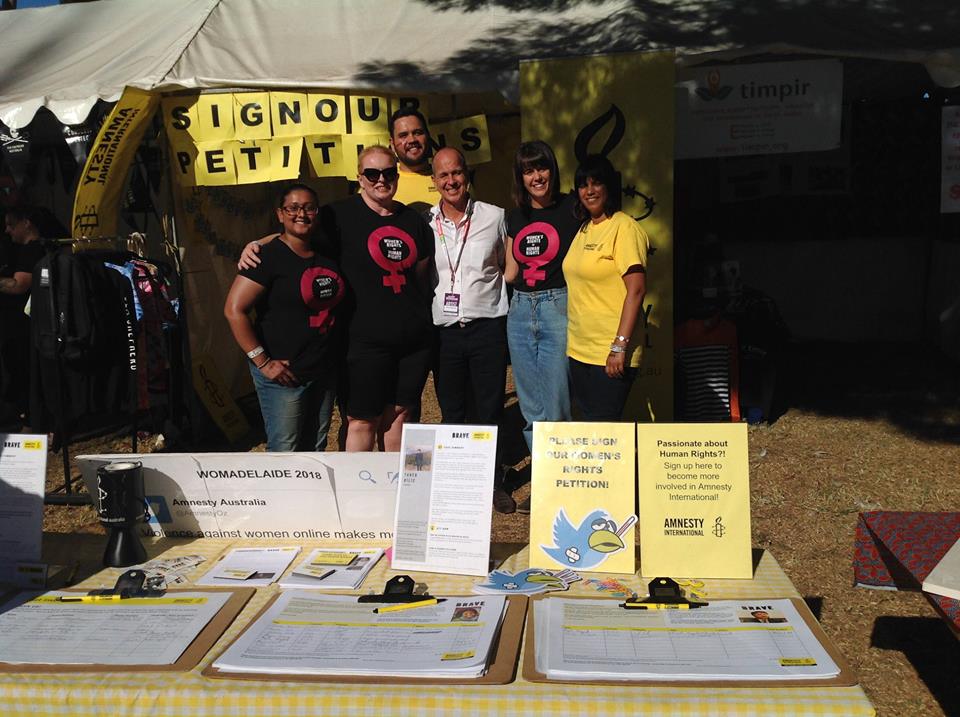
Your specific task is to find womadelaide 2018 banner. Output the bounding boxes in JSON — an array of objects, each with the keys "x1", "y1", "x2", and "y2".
[
  {"x1": 520, "y1": 51, "x2": 675, "y2": 421},
  {"x1": 72, "y1": 88, "x2": 159, "y2": 238},
  {"x1": 162, "y1": 92, "x2": 492, "y2": 186}
]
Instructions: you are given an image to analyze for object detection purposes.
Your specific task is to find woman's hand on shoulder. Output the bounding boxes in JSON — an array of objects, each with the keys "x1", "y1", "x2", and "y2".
[{"x1": 237, "y1": 234, "x2": 278, "y2": 270}]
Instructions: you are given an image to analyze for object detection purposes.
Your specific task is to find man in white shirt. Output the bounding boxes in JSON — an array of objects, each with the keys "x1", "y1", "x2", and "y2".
[{"x1": 429, "y1": 148, "x2": 514, "y2": 511}]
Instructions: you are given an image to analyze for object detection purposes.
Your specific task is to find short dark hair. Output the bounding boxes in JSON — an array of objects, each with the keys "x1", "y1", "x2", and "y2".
[
  {"x1": 276, "y1": 183, "x2": 319, "y2": 209},
  {"x1": 512, "y1": 140, "x2": 561, "y2": 208},
  {"x1": 388, "y1": 107, "x2": 429, "y2": 138},
  {"x1": 6, "y1": 205, "x2": 68, "y2": 238},
  {"x1": 573, "y1": 154, "x2": 621, "y2": 222}
]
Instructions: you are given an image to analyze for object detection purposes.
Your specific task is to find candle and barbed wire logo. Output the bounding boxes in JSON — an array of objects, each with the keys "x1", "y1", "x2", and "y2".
[
  {"x1": 713, "y1": 516, "x2": 726, "y2": 538},
  {"x1": 573, "y1": 104, "x2": 657, "y2": 231}
]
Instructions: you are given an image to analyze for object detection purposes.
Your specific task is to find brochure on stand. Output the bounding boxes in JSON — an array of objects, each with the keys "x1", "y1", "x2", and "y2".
[
  {"x1": 391, "y1": 424, "x2": 497, "y2": 576},
  {"x1": 211, "y1": 592, "x2": 507, "y2": 678},
  {"x1": 195, "y1": 547, "x2": 300, "y2": 587},
  {"x1": 280, "y1": 548, "x2": 383, "y2": 589}
]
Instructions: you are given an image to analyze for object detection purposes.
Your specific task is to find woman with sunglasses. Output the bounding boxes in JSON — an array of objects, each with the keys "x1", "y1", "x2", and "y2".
[
  {"x1": 322, "y1": 146, "x2": 434, "y2": 451},
  {"x1": 503, "y1": 141, "x2": 580, "y2": 456},
  {"x1": 563, "y1": 154, "x2": 649, "y2": 420},
  {"x1": 225, "y1": 184, "x2": 345, "y2": 451}
]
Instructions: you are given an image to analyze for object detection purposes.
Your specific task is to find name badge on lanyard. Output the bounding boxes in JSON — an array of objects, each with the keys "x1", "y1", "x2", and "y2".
[{"x1": 443, "y1": 292, "x2": 461, "y2": 315}]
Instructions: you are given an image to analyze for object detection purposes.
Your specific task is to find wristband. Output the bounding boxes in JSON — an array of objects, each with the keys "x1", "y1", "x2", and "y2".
[
  {"x1": 255, "y1": 357, "x2": 271, "y2": 369},
  {"x1": 609, "y1": 345, "x2": 626, "y2": 354},
  {"x1": 246, "y1": 345, "x2": 266, "y2": 360}
]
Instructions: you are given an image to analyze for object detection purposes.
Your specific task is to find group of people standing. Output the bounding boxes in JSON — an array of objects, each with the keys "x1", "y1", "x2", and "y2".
[{"x1": 225, "y1": 108, "x2": 650, "y2": 512}]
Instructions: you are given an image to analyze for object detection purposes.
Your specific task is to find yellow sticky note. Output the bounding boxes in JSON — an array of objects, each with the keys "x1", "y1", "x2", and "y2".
[
  {"x1": 268, "y1": 137, "x2": 304, "y2": 181},
  {"x1": 233, "y1": 140, "x2": 273, "y2": 185},
  {"x1": 270, "y1": 91, "x2": 309, "y2": 138},
  {"x1": 306, "y1": 93, "x2": 348, "y2": 135},
  {"x1": 195, "y1": 93, "x2": 235, "y2": 141},
  {"x1": 636, "y1": 423, "x2": 752, "y2": 579},
  {"x1": 233, "y1": 92, "x2": 272, "y2": 140},
  {"x1": 304, "y1": 134, "x2": 346, "y2": 177},
  {"x1": 431, "y1": 114, "x2": 491, "y2": 165},
  {"x1": 194, "y1": 140, "x2": 237, "y2": 186},
  {"x1": 529, "y1": 422, "x2": 636, "y2": 574},
  {"x1": 350, "y1": 95, "x2": 389, "y2": 134}
]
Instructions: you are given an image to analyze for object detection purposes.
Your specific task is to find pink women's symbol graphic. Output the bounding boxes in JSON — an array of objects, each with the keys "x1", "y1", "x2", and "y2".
[
  {"x1": 300, "y1": 266, "x2": 344, "y2": 332},
  {"x1": 367, "y1": 226, "x2": 418, "y2": 293},
  {"x1": 513, "y1": 221, "x2": 560, "y2": 287}
]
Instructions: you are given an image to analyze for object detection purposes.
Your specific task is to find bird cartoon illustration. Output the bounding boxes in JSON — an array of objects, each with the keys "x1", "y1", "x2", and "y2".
[
  {"x1": 475, "y1": 568, "x2": 579, "y2": 594},
  {"x1": 542, "y1": 509, "x2": 637, "y2": 569}
]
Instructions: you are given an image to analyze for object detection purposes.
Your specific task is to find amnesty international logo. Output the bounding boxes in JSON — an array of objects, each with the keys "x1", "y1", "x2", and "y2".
[
  {"x1": 696, "y1": 70, "x2": 733, "y2": 101},
  {"x1": 712, "y1": 516, "x2": 726, "y2": 538}
]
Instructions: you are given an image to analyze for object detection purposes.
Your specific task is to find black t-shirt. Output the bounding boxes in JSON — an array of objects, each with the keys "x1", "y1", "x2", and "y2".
[
  {"x1": 322, "y1": 195, "x2": 434, "y2": 344},
  {"x1": 0, "y1": 240, "x2": 44, "y2": 313},
  {"x1": 240, "y1": 237, "x2": 345, "y2": 382},
  {"x1": 506, "y1": 192, "x2": 580, "y2": 292}
]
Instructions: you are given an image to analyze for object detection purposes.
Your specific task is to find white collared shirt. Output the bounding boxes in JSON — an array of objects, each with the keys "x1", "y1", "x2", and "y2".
[{"x1": 429, "y1": 198, "x2": 509, "y2": 326}]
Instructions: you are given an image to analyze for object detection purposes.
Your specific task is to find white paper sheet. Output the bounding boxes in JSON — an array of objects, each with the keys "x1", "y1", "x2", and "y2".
[
  {"x1": 391, "y1": 424, "x2": 497, "y2": 576},
  {"x1": 213, "y1": 592, "x2": 507, "y2": 677},
  {"x1": 0, "y1": 591, "x2": 230, "y2": 665},
  {"x1": 535, "y1": 598, "x2": 840, "y2": 681},
  {"x1": 0, "y1": 434, "x2": 47, "y2": 562},
  {"x1": 194, "y1": 547, "x2": 300, "y2": 586}
]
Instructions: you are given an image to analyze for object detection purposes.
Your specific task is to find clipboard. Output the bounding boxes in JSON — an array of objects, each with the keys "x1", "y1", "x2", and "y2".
[
  {"x1": 522, "y1": 595, "x2": 860, "y2": 687},
  {"x1": 202, "y1": 594, "x2": 527, "y2": 685},
  {"x1": 0, "y1": 588, "x2": 254, "y2": 673}
]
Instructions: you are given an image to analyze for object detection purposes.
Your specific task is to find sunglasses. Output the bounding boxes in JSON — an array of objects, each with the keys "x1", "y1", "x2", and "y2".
[{"x1": 360, "y1": 166, "x2": 399, "y2": 183}]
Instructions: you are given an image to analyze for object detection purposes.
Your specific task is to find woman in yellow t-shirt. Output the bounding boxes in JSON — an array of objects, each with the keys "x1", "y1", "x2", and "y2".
[{"x1": 561, "y1": 155, "x2": 649, "y2": 420}]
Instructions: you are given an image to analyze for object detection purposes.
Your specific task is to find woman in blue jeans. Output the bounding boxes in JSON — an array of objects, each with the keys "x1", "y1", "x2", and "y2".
[
  {"x1": 503, "y1": 142, "x2": 581, "y2": 503},
  {"x1": 224, "y1": 184, "x2": 345, "y2": 451}
]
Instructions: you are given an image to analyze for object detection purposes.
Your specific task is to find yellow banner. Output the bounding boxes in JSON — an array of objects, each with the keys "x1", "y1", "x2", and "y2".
[
  {"x1": 306, "y1": 93, "x2": 348, "y2": 135},
  {"x1": 233, "y1": 140, "x2": 273, "y2": 184},
  {"x1": 432, "y1": 114, "x2": 491, "y2": 165},
  {"x1": 349, "y1": 94, "x2": 389, "y2": 134},
  {"x1": 72, "y1": 88, "x2": 159, "y2": 237},
  {"x1": 233, "y1": 92, "x2": 272, "y2": 140},
  {"x1": 194, "y1": 140, "x2": 238, "y2": 186},
  {"x1": 304, "y1": 134, "x2": 347, "y2": 177},
  {"x1": 270, "y1": 92, "x2": 309, "y2": 138},
  {"x1": 529, "y1": 422, "x2": 636, "y2": 574},
  {"x1": 520, "y1": 50, "x2": 675, "y2": 420},
  {"x1": 636, "y1": 423, "x2": 752, "y2": 578},
  {"x1": 191, "y1": 352, "x2": 250, "y2": 443}
]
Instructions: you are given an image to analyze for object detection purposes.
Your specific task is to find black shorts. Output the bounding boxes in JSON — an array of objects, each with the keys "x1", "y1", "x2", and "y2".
[{"x1": 346, "y1": 336, "x2": 433, "y2": 419}]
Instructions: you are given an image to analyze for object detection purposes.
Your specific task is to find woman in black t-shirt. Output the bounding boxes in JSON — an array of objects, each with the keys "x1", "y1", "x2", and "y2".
[
  {"x1": 225, "y1": 184, "x2": 345, "y2": 451},
  {"x1": 325, "y1": 146, "x2": 434, "y2": 452},
  {"x1": 503, "y1": 141, "x2": 579, "y2": 462}
]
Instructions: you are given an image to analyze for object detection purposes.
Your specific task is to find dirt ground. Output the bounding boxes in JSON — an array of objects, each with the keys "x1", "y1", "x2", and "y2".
[{"x1": 42, "y1": 342, "x2": 959, "y2": 716}]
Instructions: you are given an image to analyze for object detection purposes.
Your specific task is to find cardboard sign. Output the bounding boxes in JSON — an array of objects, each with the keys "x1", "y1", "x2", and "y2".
[
  {"x1": 530, "y1": 422, "x2": 636, "y2": 574},
  {"x1": 78, "y1": 452, "x2": 401, "y2": 541},
  {"x1": 636, "y1": 423, "x2": 752, "y2": 578}
]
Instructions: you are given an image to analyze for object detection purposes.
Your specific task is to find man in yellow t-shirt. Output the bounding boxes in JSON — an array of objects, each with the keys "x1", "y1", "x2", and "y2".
[{"x1": 388, "y1": 108, "x2": 438, "y2": 213}]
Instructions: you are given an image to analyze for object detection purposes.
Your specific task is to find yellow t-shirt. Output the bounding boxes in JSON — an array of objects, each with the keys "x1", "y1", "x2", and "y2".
[
  {"x1": 562, "y1": 211, "x2": 649, "y2": 367},
  {"x1": 393, "y1": 169, "x2": 438, "y2": 213}
]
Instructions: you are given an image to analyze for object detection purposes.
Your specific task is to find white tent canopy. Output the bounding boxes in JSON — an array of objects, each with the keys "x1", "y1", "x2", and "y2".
[{"x1": 2, "y1": 0, "x2": 960, "y2": 129}]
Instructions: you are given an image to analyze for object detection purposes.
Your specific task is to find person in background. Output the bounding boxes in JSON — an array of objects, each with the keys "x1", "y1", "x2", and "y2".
[
  {"x1": 562, "y1": 155, "x2": 649, "y2": 421},
  {"x1": 0, "y1": 206, "x2": 52, "y2": 428},
  {"x1": 502, "y1": 141, "x2": 580, "y2": 512},
  {"x1": 224, "y1": 184, "x2": 345, "y2": 451},
  {"x1": 388, "y1": 107, "x2": 438, "y2": 212}
]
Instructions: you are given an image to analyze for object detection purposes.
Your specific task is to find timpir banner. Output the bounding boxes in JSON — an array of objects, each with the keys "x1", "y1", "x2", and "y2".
[
  {"x1": 78, "y1": 452, "x2": 401, "y2": 540},
  {"x1": 162, "y1": 92, "x2": 492, "y2": 186},
  {"x1": 71, "y1": 88, "x2": 159, "y2": 238},
  {"x1": 520, "y1": 51, "x2": 675, "y2": 421}
]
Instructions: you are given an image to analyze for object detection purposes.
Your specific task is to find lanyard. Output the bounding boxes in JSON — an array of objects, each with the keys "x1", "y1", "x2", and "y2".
[{"x1": 435, "y1": 200, "x2": 472, "y2": 293}]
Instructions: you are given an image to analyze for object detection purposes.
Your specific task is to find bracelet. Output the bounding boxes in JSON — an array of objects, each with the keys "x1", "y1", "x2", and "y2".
[
  {"x1": 613, "y1": 335, "x2": 628, "y2": 343},
  {"x1": 254, "y1": 357, "x2": 271, "y2": 369},
  {"x1": 609, "y1": 344, "x2": 626, "y2": 354},
  {"x1": 246, "y1": 345, "x2": 266, "y2": 360}
]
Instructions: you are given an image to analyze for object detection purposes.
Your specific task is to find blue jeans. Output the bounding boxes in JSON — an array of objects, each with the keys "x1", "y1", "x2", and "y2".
[
  {"x1": 507, "y1": 288, "x2": 572, "y2": 452},
  {"x1": 249, "y1": 362, "x2": 336, "y2": 452}
]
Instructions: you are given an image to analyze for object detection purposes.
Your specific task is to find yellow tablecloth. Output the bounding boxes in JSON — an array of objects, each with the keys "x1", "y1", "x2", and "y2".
[{"x1": 0, "y1": 535, "x2": 875, "y2": 716}]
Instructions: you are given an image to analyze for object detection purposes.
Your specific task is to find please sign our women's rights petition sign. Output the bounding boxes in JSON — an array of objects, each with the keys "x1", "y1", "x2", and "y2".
[
  {"x1": 161, "y1": 92, "x2": 491, "y2": 186},
  {"x1": 636, "y1": 423, "x2": 752, "y2": 578},
  {"x1": 529, "y1": 423, "x2": 637, "y2": 575}
]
